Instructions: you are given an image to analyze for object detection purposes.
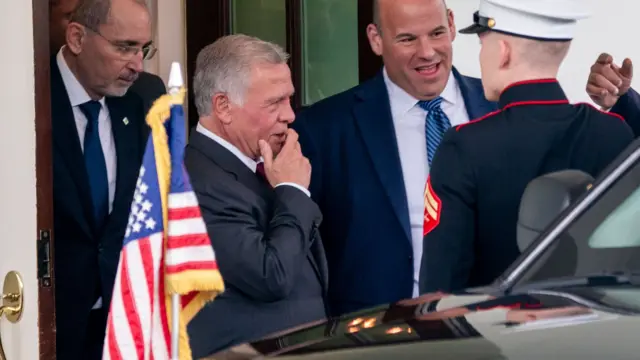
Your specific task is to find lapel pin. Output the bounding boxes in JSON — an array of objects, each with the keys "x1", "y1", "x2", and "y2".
[{"x1": 123, "y1": 117, "x2": 129, "y2": 125}]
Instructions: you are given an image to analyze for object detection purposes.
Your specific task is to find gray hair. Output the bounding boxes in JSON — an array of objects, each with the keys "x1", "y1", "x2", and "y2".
[
  {"x1": 70, "y1": 0, "x2": 148, "y2": 30},
  {"x1": 193, "y1": 34, "x2": 290, "y2": 117}
]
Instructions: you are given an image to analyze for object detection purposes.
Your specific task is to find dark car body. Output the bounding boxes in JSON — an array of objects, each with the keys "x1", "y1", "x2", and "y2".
[{"x1": 204, "y1": 138, "x2": 640, "y2": 359}]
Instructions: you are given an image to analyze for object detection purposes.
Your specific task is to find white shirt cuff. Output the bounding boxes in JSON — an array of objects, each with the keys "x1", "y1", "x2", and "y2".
[{"x1": 275, "y1": 183, "x2": 311, "y2": 197}]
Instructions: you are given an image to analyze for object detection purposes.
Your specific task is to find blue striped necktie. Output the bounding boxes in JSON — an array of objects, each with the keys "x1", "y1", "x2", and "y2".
[
  {"x1": 79, "y1": 100, "x2": 109, "y2": 229},
  {"x1": 419, "y1": 97, "x2": 451, "y2": 166}
]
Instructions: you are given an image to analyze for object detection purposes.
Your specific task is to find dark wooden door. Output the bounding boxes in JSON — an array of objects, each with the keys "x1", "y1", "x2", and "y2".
[{"x1": 32, "y1": 0, "x2": 57, "y2": 358}]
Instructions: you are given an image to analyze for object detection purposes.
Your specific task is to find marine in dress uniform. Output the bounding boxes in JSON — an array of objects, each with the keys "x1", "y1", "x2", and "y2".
[{"x1": 418, "y1": 0, "x2": 636, "y2": 294}]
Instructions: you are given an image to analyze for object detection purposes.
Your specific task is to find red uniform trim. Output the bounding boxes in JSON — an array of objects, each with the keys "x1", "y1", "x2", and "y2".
[
  {"x1": 455, "y1": 109, "x2": 502, "y2": 131},
  {"x1": 500, "y1": 78, "x2": 558, "y2": 94},
  {"x1": 574, "y1": 102, "x2": 626, "y2": 122},
  {"x1": 456, "y1": 99, "x2": 570, "y2": 131},
  {"x1": 455, "y1": 87, "x2": 626, "y2": 131},
  {"x1": 423, "y1": 176, "x2": 442, "y2": 236}
]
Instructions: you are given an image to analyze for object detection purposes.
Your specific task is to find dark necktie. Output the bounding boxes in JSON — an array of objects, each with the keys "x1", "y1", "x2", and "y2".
[
  {"x1": 419, "y1": 97, "x2": 452, "y2": 166},
  {"x1": 79, "y1": 100, "x2": 109, "y2": 229},
  {"x1": 256, "y1": 162, "x2": 272, "y2": 188}
]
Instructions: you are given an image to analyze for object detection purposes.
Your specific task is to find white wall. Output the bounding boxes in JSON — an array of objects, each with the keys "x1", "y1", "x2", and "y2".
[
  {"x1": 144, "y1": 0, "x2": 187, "y2": 86},
  {"x1": 0, "y1": 0, "x2": 39, "y2": 359},
  {"x1": 448, "y1": 0, "x2": 640, "y2": 104},
  {"x1": 144, "y1": 0, "x2": 188, "y2": 121}
]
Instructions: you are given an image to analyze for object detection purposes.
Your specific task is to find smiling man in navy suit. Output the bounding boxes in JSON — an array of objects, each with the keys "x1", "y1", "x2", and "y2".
[{"x1": 292, "y1": 0, "x2": 497, "y2": 316}]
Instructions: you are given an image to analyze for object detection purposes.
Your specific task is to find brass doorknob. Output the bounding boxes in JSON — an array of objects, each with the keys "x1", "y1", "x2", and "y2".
[{"x1": 0, "y1": 271, "x2": 24, "y2": 360}]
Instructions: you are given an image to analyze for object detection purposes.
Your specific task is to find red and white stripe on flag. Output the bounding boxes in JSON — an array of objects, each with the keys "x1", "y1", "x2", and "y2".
[{"x1": 103, "y1": 231, "x2": 171, "y2": 360}]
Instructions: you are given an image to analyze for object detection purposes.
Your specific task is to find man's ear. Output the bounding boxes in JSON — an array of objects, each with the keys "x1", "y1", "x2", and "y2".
[
  {"x1": 212, "y1": 93, "x2": 233, "y2": 125},
  {"x1": 65, "y1": 22, "x2": 86, "y2": 55},
  {"x1": 447, "y1": 9, "x2": 456, "y2": 42},
  {"x1": 366, "y1": 23, "x2": 383, "y2": 56},
  {"x1": 498, "y1": 39, "x2": 511, "y2": 69}
]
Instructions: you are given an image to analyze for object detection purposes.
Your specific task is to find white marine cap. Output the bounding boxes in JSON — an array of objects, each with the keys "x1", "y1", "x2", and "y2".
[{"x1": 459, "y1": 0, "x2": 590, "y2": 41}]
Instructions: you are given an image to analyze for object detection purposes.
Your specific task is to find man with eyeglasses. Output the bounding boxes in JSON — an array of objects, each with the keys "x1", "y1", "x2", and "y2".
[
  {"x1": 49, "y1": 0, "x2": 156, "y2": 358},
  {"x1": 50, "y1": 0, "x2": 166, "y2": 114}
]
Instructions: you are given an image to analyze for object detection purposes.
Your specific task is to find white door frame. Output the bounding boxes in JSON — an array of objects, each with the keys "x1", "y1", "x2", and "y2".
[
  {"x1": 0, "y1": 0, "x2": 56, "y2": 359},
  {"x1": 0, "y1": 0, "x2": 40, "y2": 358}
]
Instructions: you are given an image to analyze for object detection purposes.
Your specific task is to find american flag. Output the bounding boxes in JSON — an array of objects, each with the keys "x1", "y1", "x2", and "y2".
[{"x1": 103, "y1": 89, "x2": 224, "y2": 360}]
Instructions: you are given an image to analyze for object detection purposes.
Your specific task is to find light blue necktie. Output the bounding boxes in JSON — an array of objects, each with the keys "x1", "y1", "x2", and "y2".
[
  {"x1": 419, "y1": 97, "x2": 452, "y2": 166},
  {"x1": 79, "y1": 100, "x2": 109, "y2": 229}
]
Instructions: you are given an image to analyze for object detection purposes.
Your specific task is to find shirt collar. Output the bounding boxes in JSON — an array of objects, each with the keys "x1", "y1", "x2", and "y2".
[
  {"x1": 383, "y1": 67, "x2": 459, "y2": 116},
  {"x1": 196, "y1": 123, "x2": 261, "y2": 172},
  {"x1": 56, "y1": 46, "x2": 106, "y2": 108},
  {"x1": 440, "y1": 70, "x2": 459, "y2": 106}
]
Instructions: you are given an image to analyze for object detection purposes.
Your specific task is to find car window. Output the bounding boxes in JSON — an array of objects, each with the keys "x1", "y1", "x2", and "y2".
[
  {"x1": 588, "y1": 186, "x2": 640, "y2": 249},
  {"x1": 516, "y1": 156, "x2": 640, "y2": 285},
  {"x1": 596, "y1": 288, "x2": 640, "y2": 311}
]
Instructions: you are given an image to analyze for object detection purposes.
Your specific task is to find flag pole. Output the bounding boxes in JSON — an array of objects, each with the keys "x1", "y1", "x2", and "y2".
[
  {"x1": 171, "y1": 293, "x2": 180, "y2": 360},
  {"x1": 167, "y1": 61, "x2": 184, "y2": 360}
]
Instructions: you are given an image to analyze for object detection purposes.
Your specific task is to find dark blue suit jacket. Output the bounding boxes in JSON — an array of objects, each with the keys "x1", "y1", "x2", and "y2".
[
  {"x1": 50, "y1": 57, "x2": 150, "y2": 359},
  {"x1": 292, "y1": 68, "x2": 497, "y2": 315},
  {"x1": 611, "y1": 88, "x2": 640, "y2": 137}
]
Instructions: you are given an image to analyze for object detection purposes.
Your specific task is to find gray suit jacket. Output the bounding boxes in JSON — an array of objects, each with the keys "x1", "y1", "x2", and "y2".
[{"x1": 185, "y1": 131, "x2": 329, "y2": 358}]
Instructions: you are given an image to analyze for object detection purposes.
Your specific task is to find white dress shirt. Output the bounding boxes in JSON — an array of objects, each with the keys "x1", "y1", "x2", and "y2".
[
  {"x1": 57, "y1": 48, "x2": 118, "y2": 309},
  {"x1": 196, "y1": 123, "x2": 310, "y2": 197},
  {"x1": 383, "y1": 68, "x2": 470, "y2": 297}
]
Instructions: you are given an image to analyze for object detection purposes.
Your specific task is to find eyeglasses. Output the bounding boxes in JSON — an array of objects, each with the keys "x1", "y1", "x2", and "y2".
[{"x1": 83, "y1": 25, "x2": 157, "y2": 61}]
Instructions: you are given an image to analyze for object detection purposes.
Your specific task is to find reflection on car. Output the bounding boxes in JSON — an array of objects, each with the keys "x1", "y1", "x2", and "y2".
[{"x1": 203, "y1": 139, "x2": 640, "y2": 360}]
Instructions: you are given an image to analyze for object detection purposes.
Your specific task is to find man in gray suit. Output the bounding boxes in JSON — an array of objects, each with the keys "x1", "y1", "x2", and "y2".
[{"x1": 184, "y1": 34, "x2": 329, "y2": 358}]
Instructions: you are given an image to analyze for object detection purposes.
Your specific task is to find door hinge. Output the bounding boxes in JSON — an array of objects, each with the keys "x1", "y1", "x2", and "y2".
[{"x1": 37, "y1": 229, "x2": 52, "y2": 287}]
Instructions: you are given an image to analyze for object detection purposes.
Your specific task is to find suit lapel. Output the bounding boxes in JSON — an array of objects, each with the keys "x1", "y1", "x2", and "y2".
[
  {"x1": 51, "y1": 59, "x2": 94, "y2": 236},
  {"x1": 452, "y1": 67, "x2": 498, "y2": 120},
  {"x1": 349, "y1": 71, "x2": 494, "y2": 245},
  {"x1": 106, "y1": 96, "x2": 143, "y2": 227},
  {"x1": 188, "y1": 131, "x2": 269, "y2": 199},
  {"x1": 309, "y1": 229, "x2": 329, "y2": 293},
  {"x1": 352, "y1": 74, "x2": 412, "y2": 242},
  {"x1": 190, "y1": 131, "x2": 329, "y2": 290}
]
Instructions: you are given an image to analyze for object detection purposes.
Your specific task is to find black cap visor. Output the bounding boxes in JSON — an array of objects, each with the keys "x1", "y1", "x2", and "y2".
[{"x1": 459, "y1": 11, "x2": 492, "y2": 34}]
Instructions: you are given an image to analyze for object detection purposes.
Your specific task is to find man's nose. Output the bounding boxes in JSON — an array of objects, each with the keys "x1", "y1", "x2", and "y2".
[
  {"x1": 416, "y1": 37, "x2": 437, "y2": 59},
  {"x1": 127, "y1": 51, "x2": 145, "y2": 73},
  {"x1": 281, "y1": 101, "x2": 295, "y2": 124}
]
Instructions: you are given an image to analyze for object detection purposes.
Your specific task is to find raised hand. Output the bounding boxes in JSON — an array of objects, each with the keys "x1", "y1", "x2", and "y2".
[
  {"x1": 258, "y1": 129, "x2": 311, "y2": 189},
  {"x1": 586, "y1": 53, "x2": 633, "y2": 110}
]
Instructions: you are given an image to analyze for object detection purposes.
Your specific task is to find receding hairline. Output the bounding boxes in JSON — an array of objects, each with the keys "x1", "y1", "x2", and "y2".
[
  {"x1": 373, "y1": 0, "x2": 448, "y2": 27},
  {"x1": 69, "y1": 0, "x2": 148, "y2": 30},
  {"x1": 192, "y1": 34, "x2": 290, "y2": 116}
]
